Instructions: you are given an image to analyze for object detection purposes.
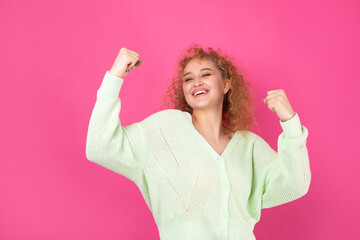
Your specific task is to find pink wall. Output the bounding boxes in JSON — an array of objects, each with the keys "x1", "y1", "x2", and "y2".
[{"x1": 1, "y1": 0, "x2": 359, "y2": 239}]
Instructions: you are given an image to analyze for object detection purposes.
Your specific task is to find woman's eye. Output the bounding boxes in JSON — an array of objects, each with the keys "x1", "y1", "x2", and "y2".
[{"x1": 185, "y1": 74, "x2": 210, "y2": 82}]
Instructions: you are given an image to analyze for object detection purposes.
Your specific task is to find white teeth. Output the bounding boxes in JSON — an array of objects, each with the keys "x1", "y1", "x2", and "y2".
[{"x1": 194, "y1": 90, "x2": 207, "y2": 96}]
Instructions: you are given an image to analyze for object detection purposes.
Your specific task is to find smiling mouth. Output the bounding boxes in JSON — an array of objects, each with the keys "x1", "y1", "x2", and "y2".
[{"x1": 193, "y1": 90, "x2": 209, "y2": 97}]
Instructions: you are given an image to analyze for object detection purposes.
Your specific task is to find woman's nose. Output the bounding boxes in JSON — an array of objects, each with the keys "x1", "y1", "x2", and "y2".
[{"x1": 193, "y1": 77, "x2": 203, "y2": 86}]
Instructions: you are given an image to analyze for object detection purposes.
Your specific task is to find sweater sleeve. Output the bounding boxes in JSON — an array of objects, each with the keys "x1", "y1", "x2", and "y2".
[
  {"x1": 85, "y1": 71, "x2": 148, "y2": 184},
  {"x1": 255, "y1": 113, "x2": 311, "y2": 209}
]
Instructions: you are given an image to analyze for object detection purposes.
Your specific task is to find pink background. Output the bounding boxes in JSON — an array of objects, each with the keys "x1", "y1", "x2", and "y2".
[{"x1": 1, "y1": 0, "x2": 359, "y2": 239}]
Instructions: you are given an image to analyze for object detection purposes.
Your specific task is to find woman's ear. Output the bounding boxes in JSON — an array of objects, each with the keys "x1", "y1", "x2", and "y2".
[{"x1": 223, "y1": 79, "x2": 230, "y2": 94}]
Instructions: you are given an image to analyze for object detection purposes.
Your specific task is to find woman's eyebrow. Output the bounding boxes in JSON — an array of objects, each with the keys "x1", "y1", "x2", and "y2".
[{"x1": 183, "y1": 68, "x2": 213, "y2": 77}]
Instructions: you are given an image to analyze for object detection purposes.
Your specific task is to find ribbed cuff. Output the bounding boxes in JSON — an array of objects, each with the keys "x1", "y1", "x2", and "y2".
[
  {"x1": 98, "y1": 71, "x2": 124, "y2": 98},
  {"x1": 279, "y1": 113, "x2": 302, "y2": 138}
]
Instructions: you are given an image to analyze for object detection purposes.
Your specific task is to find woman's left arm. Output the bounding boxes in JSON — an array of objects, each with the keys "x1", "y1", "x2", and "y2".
[
  {"x1": 257, "y1": 113, "x2": 311, "y2": 209},
  {"x1": 258, "y1": 89, "x2": 311, "y2": 209}
]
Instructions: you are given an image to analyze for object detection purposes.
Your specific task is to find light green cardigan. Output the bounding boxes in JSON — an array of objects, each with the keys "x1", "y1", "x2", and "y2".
[{"x1": 86, "y1": 71, "x2": 311, "y2": 240}]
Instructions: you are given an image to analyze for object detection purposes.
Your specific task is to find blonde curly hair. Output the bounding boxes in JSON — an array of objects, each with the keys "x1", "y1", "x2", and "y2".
[{"x1": 159, "y1": 43, "x2": 259, "y2": 139}]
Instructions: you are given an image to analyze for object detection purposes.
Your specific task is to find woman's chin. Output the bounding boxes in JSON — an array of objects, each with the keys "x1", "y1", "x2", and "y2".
[{"x1": 190, "y1": 103, "x2": 213, "y2": 111}]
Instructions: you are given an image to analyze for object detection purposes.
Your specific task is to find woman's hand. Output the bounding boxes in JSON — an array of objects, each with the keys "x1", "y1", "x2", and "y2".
[
  {"x1": 109, "y1": 47, "x2": 144, "y2": 79},
  {"x1": 262, "y1": 89, "x2": 296, "y2": 122}
]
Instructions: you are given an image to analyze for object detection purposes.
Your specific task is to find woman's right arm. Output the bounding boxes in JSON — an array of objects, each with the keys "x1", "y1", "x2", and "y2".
[{"x1": 85, "y1": 48, "x2": 146, "y2": 184}]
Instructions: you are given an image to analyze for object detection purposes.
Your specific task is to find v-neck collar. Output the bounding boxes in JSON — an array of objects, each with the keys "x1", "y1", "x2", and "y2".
[{"x1": 183, "y1": 111, "x2": 239, "y2": 159}]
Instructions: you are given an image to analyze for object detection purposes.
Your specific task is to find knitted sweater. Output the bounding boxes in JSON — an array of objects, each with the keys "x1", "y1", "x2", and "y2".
[{"x1": 85, "y1": 71, "x2": 311, "y2": 240}]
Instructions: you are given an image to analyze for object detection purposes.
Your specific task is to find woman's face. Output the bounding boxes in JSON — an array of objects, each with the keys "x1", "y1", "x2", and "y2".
[{"x1": 182, "y1": 58, "x2": 230, "y2": 112}]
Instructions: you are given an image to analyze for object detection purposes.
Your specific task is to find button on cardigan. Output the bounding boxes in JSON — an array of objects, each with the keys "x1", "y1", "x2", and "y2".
[{"x1": 86, "y1": 71, "x2": 311, "y2": 240}]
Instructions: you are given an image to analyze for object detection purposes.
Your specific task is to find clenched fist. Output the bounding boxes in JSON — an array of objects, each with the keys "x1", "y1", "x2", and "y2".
[
  {"x1": 262, "y1": 89, "x2": 296, "y2": 122},
  {"x1": 109, "y1": 47, "x2": 144, "y2": 79}
]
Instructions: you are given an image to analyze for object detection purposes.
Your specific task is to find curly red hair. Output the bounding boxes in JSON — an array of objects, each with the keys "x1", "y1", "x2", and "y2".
[{"x1": 159, "y1": 43, "x2": 259, "y2": 139}]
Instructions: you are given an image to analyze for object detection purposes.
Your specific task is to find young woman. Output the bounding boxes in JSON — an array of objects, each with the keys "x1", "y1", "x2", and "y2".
[{"x1": 86, "y1": 45, "x2": 311, "y2": 240}]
